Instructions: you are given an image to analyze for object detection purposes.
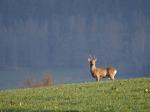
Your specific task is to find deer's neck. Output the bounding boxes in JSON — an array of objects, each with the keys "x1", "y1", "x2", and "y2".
[
  {"x1": 90, "y1": 64, "x2": 96, "y2": 71},
  {"x1": 90, "y1": 64, "x2": 97, "y2": 78}
]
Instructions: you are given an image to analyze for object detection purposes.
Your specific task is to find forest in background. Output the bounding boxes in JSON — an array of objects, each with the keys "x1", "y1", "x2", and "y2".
[{"x1": 0, "y1": 0, "x2": 150, "y2": 76}]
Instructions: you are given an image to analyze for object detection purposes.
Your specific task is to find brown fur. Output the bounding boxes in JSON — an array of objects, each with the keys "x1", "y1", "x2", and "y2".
[{"x1": 88, "y1": 56, "x2": 117, "y2": 81}]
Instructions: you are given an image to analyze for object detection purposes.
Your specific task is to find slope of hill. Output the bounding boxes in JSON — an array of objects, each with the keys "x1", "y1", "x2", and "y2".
[{"x1": 0, "y1": 78, "x2": 150, "y2": 112}]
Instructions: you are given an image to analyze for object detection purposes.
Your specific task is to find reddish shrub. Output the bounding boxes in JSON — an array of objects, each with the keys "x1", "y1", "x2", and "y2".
[{"x1": 25, "y1": 73, "x2": 54, "y2": 88}]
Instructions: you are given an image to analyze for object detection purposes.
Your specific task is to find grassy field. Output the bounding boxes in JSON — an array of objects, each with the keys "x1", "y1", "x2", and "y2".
[{"x1": 0, "y1": 78, "x2": 150, "y2": 112}]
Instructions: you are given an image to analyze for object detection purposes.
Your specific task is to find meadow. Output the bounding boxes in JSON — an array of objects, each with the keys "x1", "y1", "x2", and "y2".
[{"x1": 0, "y1": 78, "x2": 150, "y2": 112}]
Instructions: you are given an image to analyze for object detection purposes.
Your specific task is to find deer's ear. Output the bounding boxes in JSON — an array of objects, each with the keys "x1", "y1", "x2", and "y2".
[
  {"x1": 88, "y1": 58, "x2": 91, "y2": 62},
  {"x1": 93, "y1": 56, "x2": 97, "y2": 61},
  {"x1": 95, "y1": 58, "x2": 97, "y2": 61}
]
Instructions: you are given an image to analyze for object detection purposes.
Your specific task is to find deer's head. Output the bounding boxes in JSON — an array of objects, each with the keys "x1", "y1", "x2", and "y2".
[{"x1": 88, "y1": 55, "x2": 97, "y2": 67}]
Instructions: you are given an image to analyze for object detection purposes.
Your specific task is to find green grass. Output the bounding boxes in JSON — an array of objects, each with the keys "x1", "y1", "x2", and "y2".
[{"x1": 0, "y1": 78, "x2": 150, "y2": 112}]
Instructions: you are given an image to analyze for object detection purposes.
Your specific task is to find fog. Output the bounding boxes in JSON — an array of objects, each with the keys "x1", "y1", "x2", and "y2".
[{"x1": 0, "y1": 0, "x2": 150, "y2": 77}]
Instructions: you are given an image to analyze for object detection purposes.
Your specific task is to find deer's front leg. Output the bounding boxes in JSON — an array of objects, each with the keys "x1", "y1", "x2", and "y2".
[{"x1": 96, "y1": 77, "x2": 100, "y2": 82}]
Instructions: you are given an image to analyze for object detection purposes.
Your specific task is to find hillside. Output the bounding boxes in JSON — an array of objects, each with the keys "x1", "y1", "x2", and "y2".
[{"x1": 0, "y1": 78, "x2": 150, "y2": 112}]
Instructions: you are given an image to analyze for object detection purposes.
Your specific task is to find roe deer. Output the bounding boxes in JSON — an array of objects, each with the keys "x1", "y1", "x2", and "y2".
[{"x1": 88, "y1": 56, "x2": 117, "y2": 81}]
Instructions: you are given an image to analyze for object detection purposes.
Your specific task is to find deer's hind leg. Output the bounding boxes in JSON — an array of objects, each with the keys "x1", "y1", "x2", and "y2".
[{"x1": 110, "y1": 75, "x2": 115, "y2": 80}]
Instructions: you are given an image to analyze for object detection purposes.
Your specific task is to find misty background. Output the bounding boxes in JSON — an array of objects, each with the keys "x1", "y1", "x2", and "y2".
[{"x1": 0, "y1": 0, "x2": 150, "y2": 89}]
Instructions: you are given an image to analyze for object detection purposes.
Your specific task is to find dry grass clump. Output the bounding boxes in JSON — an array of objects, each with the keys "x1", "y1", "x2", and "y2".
[{"x1": 25, "y1": 73, "x2": 54, "y2": 88}]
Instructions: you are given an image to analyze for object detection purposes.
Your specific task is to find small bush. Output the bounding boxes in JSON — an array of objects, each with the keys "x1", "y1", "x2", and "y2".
[{"x1": 25, "y1": 73, "x2": 54, "y2": 88}]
